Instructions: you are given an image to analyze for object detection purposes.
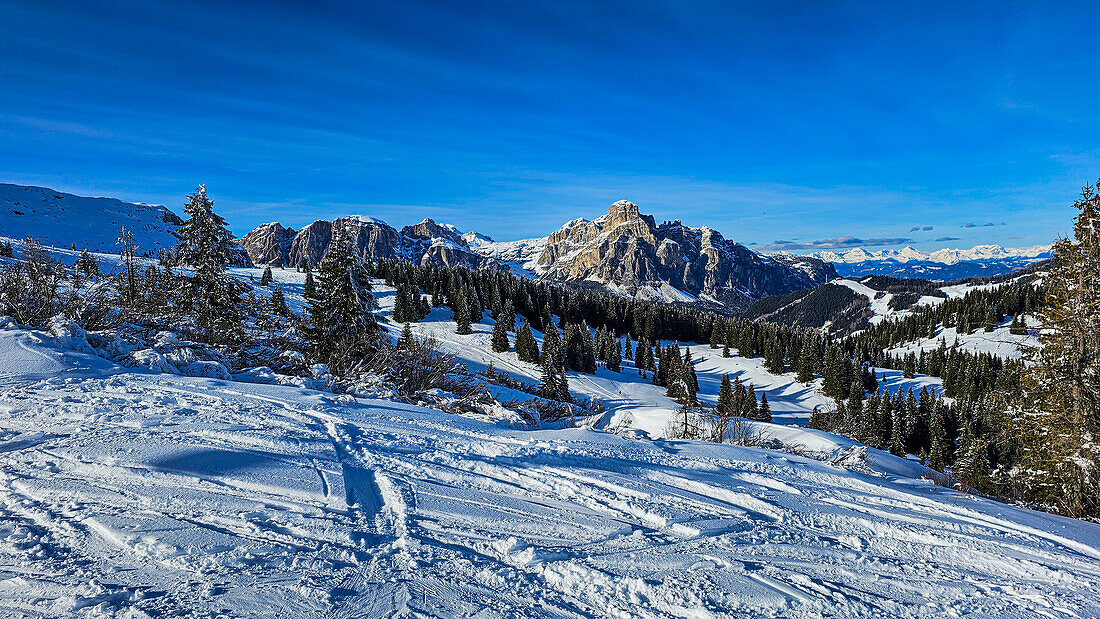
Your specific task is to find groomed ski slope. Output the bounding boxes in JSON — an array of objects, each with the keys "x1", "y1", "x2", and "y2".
[{"x1": 3, "y1": 327, "x2": 1100, "y2": 616}]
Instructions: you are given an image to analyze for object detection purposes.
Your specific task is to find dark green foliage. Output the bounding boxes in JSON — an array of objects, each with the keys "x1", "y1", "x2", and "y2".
[
  {"x1": 491, "y1": 318, "x2": 510, "y2": 352},
  {"x1": 515, "y1": 323, "x2": 540, "y2": 363},
  {"x1": 305, "y1": 226, "x2": 379, "y2": 373}
]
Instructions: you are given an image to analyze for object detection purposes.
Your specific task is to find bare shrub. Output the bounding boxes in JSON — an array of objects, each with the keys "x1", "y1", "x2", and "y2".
[{"x1": 0, "y1": 238, "x2": 65, "y2": 327}]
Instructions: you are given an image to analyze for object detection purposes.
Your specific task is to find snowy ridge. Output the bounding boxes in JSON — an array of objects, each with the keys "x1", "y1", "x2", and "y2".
[
  {"x1": 813, "y1": 244, "x2": 1051, "y2": 265},
  {"x1": 0, "y1": 183, "x2": 183, "y2": 256}
]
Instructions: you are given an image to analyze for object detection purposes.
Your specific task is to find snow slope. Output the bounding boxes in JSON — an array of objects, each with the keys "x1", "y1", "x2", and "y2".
[
  {"x1": 0, "y1": 184, "x2": 182, "y2": 255},
  {"x1": 2, "y1": 327, "x2": 1100, "y2": 617}
]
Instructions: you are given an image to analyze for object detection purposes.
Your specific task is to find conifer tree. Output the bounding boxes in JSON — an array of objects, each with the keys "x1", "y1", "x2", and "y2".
[
  {"x1": 491, "y1": 317, "x2": 510, "y2": 352},
  {"x1": 260, "y1": 266, "x2": 273, "y2": 286},
  {"x1": 717, "y1": 374, "x2": 733, "y2": 415},
  {"x1": 398, "y1": 322, "x2": 414, "y2": 350},
  {"x1": 606, "y1": 335, "x2": 622, "y2": 372},
  {"x1": 117, "y1": 227, "x2": 139, "y2": 306},
  {"x1": 797, "y1": 341, "x2": 816, "y2": 384},
  {"x1": 269, "y1": 285, "x2": 288, "y2": 316},
  {"x1": 303, "y1": 271, "x2": 316, "y2": 301},
  {"x1": 758, "y1": 393, "x2": 771, "y2": 423},
  {"x1": 743, "y1": 384, "x2": 757, "y2": 419},
  {"x1": 1016, "y1": 180, "x2": 1100, "y2": 517},
  {"x1": 454, "y1": 288, "x2": 472, "y2": 335},
  {"x1": 515, "y1": 323, "x2": 540, "y2": 363},
  {"x1": 305, "y1": 226, "x2": 379, "y2": 373},
  {"x1": 173, "y1": 186, "x2": 243, "y2": 339}
]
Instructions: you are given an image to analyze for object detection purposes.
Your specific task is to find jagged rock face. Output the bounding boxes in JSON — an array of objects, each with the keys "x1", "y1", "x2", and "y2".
[
  {"x1": 241, "y1": 222, "x2": 296, "y2": 267},
  {"x1": 400, "y1": 219, "x2": 483, "y2": 269},
  {"x1": 535, "y1": 200, "x2": 836, "y2": 310},
  {"x1": 241, "y1": 216, "x2": 484, "y2": 269}
]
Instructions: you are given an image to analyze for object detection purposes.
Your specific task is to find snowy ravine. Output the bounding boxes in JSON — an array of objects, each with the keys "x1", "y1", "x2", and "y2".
[{"x1": 2, "y1": 329, "x2": 1100, "y2": 617}]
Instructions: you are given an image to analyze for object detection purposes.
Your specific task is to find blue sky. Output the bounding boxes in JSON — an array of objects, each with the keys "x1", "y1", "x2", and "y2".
[{"x1": 1, "y1": 0, "x2": 1098, "y2": 251}]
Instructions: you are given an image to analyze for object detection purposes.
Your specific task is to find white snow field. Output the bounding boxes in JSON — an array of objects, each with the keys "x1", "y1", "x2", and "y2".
[{"x1": 3, "y1": 321, "x2": 1100, "y2": 616}]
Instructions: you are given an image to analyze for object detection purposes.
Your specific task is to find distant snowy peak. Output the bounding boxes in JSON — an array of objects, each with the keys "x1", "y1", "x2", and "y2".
[
  {"x1": 0, "y1": 183, "x2": 251, "y2": 265},
  {"x1": 805, "y1": 243, "x2": 1051, "y2": 280},
  {"x1": 814, "y1": 244, "x2": 1051, "y2": 265}
]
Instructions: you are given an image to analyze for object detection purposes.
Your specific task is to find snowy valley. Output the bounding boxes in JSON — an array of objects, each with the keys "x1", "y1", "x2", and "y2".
[{"x1": 0, "y1": 186, "x2": 1097, "y2": 618}]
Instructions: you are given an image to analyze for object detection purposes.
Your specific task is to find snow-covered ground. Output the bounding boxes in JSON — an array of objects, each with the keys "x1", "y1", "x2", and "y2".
[
  {"x1": 888, "y1": 318, "x2": 1041, "y2": 360},
  {"x1": 3, "y1": 326, "x2": 1100, "y2": 617}
]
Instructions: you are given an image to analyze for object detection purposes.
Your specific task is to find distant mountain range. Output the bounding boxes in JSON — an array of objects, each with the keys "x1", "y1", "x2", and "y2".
[
  {"x1": 798, "y1": 244, "x2": 1051, "y2": 279},
  {"x1": 4, "y1": 182, "x2": 1049, "y2": 310},
  {"x1": 244, "y1": 199, "x2": 836, "y2": 311}
]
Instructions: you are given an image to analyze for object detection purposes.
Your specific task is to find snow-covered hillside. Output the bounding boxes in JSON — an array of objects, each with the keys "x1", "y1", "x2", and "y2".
[
  {"x1": 3, "y1": 324, "x2": 1100, "y2": 616},
  {"x1": 0, "y1": 184, "x2": 182, "y2": 256}
]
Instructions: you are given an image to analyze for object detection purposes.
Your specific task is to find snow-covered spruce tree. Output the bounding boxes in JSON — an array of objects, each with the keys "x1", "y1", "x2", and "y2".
[
  {"x1": 173, "y1": 186, "x2": 243, "y2": 340},
  {"x1": 305, "y1": 226, "x2": 379, "y2": 374},
  {"x1": 260, "y1": 266, "x2": 273, "y2": 286},
  {"x1": 1013, "y1": 180, "x2": 1100, "y2": 517}
]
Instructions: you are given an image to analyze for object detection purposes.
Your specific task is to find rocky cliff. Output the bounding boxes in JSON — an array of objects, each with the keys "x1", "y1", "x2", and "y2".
[
  {"x1": 526, "y1": 200, "x2": 836, "y2": 310},
  {"x1": 241, "y1": 215, "x2": 485, "y2": 269}
]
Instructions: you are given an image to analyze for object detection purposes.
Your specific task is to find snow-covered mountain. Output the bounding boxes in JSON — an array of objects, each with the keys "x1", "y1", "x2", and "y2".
[
  {"x1": 0, "y1": 183, "x2": 252, "y2": 264},
  {"x1": 467, "y1": 200, "x2": 836, "y2": 309},
  {"x1": 245, "y1": 200, "x2": 836, "y2": 310},
  {"x1": 807, "y1": 244, "x2": 1051, "y2": 279},
  {"x1": 241, "y1": 215, "x2": 488, "y2": 269}
]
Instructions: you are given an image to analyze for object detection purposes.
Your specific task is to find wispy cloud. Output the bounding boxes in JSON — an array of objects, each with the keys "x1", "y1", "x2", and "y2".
[
  {"x1": 962, "y1": 221, "x2": 1006, "y2": 228},
  {"x1": 909, "y1": 225, "x2": 933, "y2": 232},
  {"x1": 934, "y1": 236, "x2": 960, "y2": 242},
  {"x1": 755, "y1": 236, "x2": 911, "y2": 252}
]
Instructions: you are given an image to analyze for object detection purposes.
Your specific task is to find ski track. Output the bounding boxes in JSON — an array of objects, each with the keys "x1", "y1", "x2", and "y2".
[{"x1": 0, "y1": 268, "x2": 1098, "y2": 616}]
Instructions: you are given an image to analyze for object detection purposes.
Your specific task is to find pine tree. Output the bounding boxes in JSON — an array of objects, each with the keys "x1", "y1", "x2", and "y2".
[
  {"x1": 454, "y1": 288, "x2": 472, "y2": 335},
  {"x1": 1015, "y1": 180, "x2": 1100, "y2": 517},
  {"x1": 741, "y1": 384, "x2": 756, "y2": 419},
  {"x1": 269, "y1": 285, "x2": 288, "y2": 316},
  {"x1": 516, "y1": 323, "x2": 540, "y2": 363},
  {"x1": 717, "y1": 374, "x2": 734, "y2": 415},
  {"x1": 305, "y1": 226, "x2": 379, "y2": 373},
  {"x1": 173, "y1": 186, "x2": 243, "y2": 339},
  {"x1": 260, "y1": 266, "x2": 273, "y2": 286},
  {"x1": 758, "y1": 393, "x2": 771, "y2": 423},
  {"x1": 303, "y1": 269, "x2": 317, "y2": 299},
  {"x1": 1009, "y1": 314, "x2": 1028, "y2": 335},
  {"x1": 491, "y1": 318, "x2": 510, "y2": 352},
  {"x1": 117, "y1": 227, "x2": 139, "y2": 306},
  {"x1": 606, "y1": 335, "x2": 622, "y2": 372},
  {"x1": 398, "y1": 322, "x2": 415, "y2": 350},
  {"x1": 797, "y1": 340, "x2": 816, "y2": 383}
]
